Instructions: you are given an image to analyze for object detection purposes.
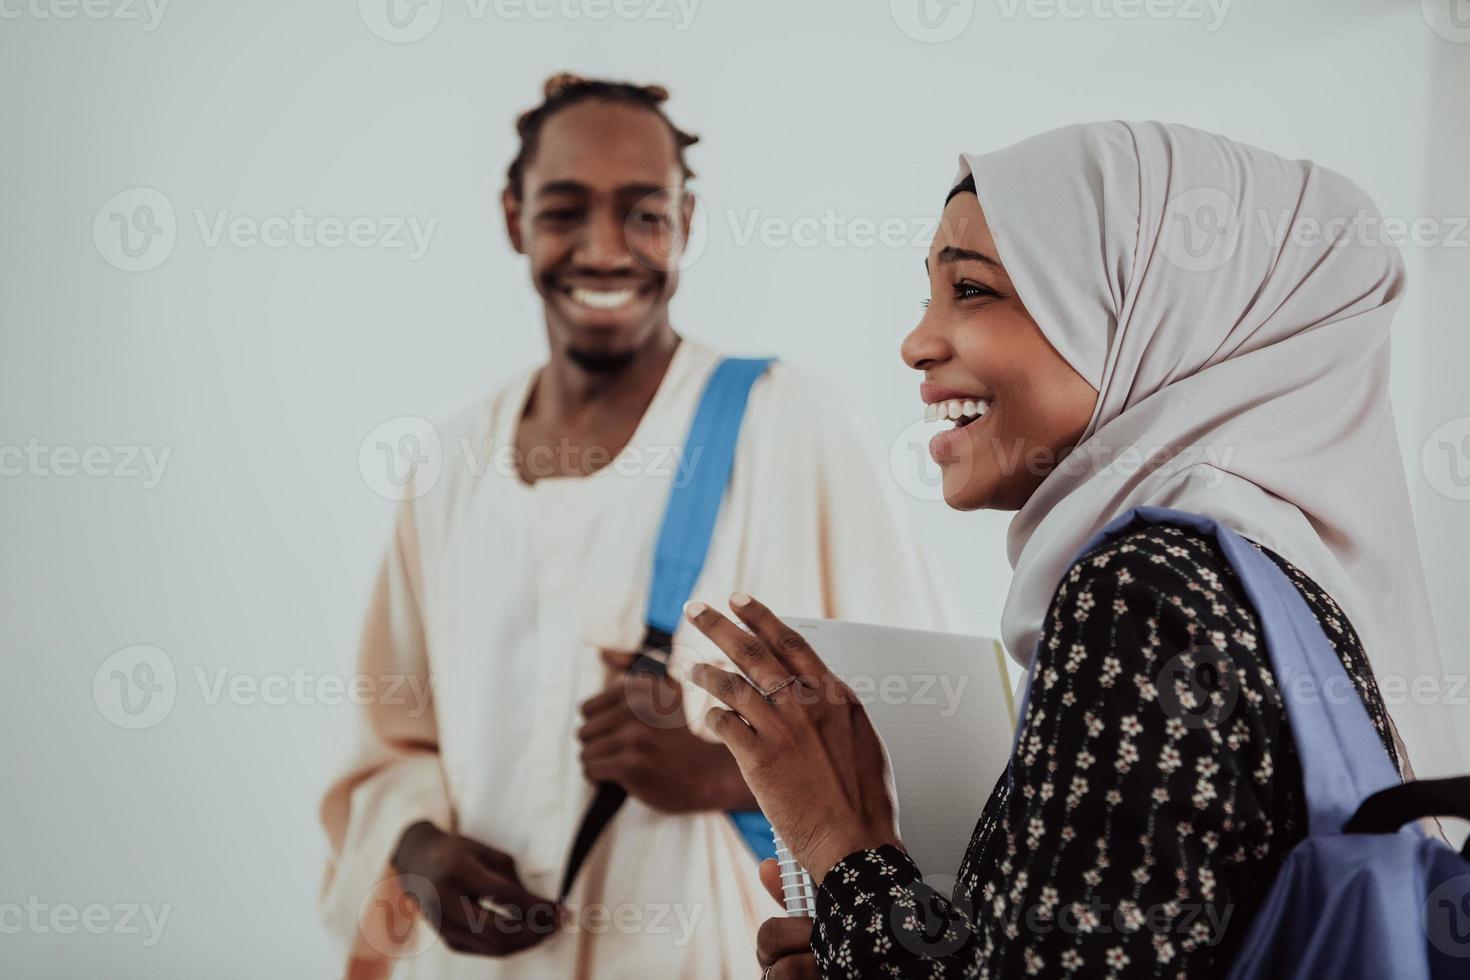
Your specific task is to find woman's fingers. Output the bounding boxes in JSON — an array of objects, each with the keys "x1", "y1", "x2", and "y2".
[
  {"x1": 683, "y1": 600, "x2": 793, "y2": 692},
  {"x1": 765, "y1": 957, "x2": 820, "y2": 980},
  {"x1": 701, "y1": 705, "x2": 758, "y2": 752},
  {"x1": 756, "y1": 915, "x2": 815, "y2": 968},
  {"x1": 758, "y1": 858, "x2": 784, "y2": 908},
  {"x1": 727, "y1": 593, "x2": 827, "y2": 680},
  {"x1": 690, "y1": 663, "x2": 773, "y2": 732}
]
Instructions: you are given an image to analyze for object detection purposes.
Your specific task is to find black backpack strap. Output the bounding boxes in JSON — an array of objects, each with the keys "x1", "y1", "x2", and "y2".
[
  {"x1": 556, "y1": 627, "x2": 673, "y2": 903},
  {"x1": 1342, "y1": 776, "x2": 1470, "y2": 858}
]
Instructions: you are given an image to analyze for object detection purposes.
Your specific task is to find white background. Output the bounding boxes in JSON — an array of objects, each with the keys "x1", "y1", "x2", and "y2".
[{"x1": 2, "y1": 0, "x2": 1468, "y2": 975}]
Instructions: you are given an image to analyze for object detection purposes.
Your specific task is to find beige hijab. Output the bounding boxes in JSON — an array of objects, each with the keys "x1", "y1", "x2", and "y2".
[{"x1": 963, "y1": 121, "x2": 1462, "y2": 779}]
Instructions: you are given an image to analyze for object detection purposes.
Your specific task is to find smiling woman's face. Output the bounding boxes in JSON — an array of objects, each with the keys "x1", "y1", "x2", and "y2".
[{"x1": 902, "y1": 189, "x2": 1099, "y2": 511}]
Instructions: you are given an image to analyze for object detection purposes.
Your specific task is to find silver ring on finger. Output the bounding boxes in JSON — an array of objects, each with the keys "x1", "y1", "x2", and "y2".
[{"x1": 757, "y1": 674, "x2": 798, "y2": 702}]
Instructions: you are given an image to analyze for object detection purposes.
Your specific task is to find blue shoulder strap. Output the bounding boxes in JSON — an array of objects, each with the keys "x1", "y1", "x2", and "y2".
[
  {"x1": 644, "y1": 356, "x2": 774, "y2": 635},
  {"x1": 648, "y1": 355, "x2": 777, "y2": 862},
  {"x1": 1007, "y1": 505, "x2": 1402, "y2": 837},
  {"x1": 558, "y1": 356, "x2": 777, "y2": 901}
]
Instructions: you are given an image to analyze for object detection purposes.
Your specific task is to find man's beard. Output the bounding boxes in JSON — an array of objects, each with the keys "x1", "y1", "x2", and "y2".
[{"x1": 566, "y1": 345, "x2": 639, "y2": 374}]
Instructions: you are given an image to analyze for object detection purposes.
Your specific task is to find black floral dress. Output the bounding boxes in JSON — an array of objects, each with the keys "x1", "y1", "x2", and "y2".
[{"x1": 811, "y1": 522, "x2": 1399, "y2": 978}]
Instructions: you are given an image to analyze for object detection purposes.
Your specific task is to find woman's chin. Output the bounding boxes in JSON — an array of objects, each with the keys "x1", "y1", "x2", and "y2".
[{"x1": 940, "y1": 471, "x2": 991, "y2": 512}]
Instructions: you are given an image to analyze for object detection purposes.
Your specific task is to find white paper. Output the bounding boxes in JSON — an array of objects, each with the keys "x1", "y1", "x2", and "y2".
[{"x1": 783, "y1": 617, "x2": 1018, "y2": 884}]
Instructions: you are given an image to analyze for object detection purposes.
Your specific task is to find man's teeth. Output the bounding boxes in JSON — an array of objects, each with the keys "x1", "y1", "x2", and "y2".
[
  {"x1": 570, "y1": 287, "x2": 637, "y2": 310},
  {"x1": 924, "y1": 398, "x2": 991, "y2": 425}
]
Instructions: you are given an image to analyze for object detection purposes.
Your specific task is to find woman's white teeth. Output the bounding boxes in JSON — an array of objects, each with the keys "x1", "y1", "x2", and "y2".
[
  {"x1": 924, "y1": 398, "x2": 990, "y2": 425},
  {"x1": 570, "y1": 287, "x2": 636, "y2": 310}
]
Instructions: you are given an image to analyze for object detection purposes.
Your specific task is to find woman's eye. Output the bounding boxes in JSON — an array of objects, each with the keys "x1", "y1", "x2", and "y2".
[
  {"x1": 952, "y1": 281, "x2": 995, "y2": 302},
  {"x1": 921, "y1": 281, "x2": 994, "y2": 310}
]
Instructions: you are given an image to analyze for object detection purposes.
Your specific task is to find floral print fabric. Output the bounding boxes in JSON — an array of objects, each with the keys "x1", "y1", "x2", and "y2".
[{"x1": 811, "y1": 523, "x2": 1397, "y2": 979}]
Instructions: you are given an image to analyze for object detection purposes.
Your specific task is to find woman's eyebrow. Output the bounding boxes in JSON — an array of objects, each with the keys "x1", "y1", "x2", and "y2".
[
  {"x1": 925, "y1": 245, "x2": 1003, "y2": 275},
  {"x1": 938, "y1": 245, "x2": 1001, "y2": 268}
]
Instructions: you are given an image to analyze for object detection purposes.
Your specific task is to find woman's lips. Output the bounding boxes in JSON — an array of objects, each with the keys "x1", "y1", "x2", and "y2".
[
  {"x1": 929, "y1": 405, "x2": 991, "y2": 465},
  {"x1": 924, "y1": 392, "x2": 992, "y2": 466},
  {"x1": 920, "y1": 381, "x2": 993, "y2": 405}
]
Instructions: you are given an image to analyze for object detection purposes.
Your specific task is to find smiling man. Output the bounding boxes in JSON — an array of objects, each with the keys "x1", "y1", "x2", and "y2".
[{"x1": 319, "y1": 74, "x2": 944, "y2": 979}]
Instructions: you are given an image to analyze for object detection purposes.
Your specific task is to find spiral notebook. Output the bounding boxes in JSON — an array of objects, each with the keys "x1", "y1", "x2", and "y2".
[{"x1": 784, "y1": 618, "x2": 1019, "y2": 884}]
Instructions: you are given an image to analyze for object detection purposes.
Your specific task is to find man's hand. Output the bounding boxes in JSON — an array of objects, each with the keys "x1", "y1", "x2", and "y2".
[
  {"x1": 756, "y1": 858, "x2": 819, "y2": 979},
  {"x1": 576, "y1": 650, "x2": 757, "y2": 813},
  {"x1": 390, "y1": 821, "x2": 562, "y2": 958}
]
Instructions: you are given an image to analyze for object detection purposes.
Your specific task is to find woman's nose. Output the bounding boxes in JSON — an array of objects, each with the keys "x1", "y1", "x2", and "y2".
[{"x1": 901, "y1": 313, "x2": 951, "y2": 372}]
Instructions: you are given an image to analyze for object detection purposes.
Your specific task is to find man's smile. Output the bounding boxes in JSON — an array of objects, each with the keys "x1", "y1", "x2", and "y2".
[{"x1": 566, "y1": 285, "x2": 641, "y2": 311}]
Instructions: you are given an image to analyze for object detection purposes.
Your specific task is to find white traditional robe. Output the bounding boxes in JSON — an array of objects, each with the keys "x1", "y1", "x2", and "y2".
[{"x1": 320, "y1": 339, "x2": 946, "y2": 979}]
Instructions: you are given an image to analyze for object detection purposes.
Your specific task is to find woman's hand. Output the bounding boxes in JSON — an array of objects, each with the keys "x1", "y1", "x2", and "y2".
[
  {"x1": 683, "y1": 593, "x2": 903, "y2": 882},
  {"x1": 755, "y1": 859, "x2": 817, "y2": 979}
]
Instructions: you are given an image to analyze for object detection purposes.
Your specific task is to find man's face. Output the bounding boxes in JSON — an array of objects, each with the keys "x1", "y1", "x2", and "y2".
[{"x1": 504, "y1": 100, "x2": 692, "y2": 371}]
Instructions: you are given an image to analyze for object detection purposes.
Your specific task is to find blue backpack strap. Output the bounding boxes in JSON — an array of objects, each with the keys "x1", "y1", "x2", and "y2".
[
  {"x1": 643, "y1": 356, "x2": 778, "y2": 862},
  {"x1": 559, "y1": 356, "x2": 776, "y2": 901},
  {"x1": 1008, "y1": 505, "x2": 1402, "y2": 836},
  {"x1": 644, "y1": 356, "x2": 774, "y2": 634}
]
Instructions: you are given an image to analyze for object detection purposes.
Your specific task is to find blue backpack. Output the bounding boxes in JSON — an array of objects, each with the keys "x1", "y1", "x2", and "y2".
[{"x1": 1069, "y1": 507, "x2": 1470, "y2": 978}]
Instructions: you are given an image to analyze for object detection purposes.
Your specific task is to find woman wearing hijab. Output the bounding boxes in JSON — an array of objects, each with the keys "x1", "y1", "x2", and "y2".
[{"x1": 678, "y1": 121, "x2": 1464, "y2": 977}]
